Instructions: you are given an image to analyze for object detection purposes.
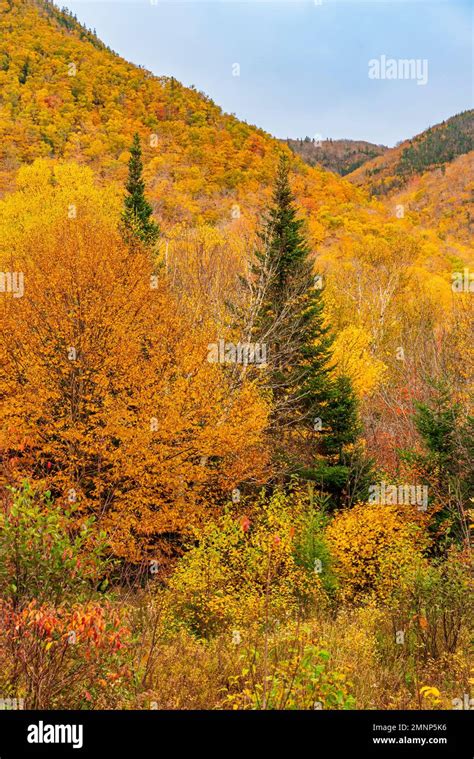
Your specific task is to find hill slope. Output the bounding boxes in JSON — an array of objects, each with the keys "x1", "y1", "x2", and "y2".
[
  {"x1": 389, "y1": 152, "x2": 473, "y2": 249},
  {"x1": 0, "y1": 0, "x2": 376, "y2": 235},
  {"x1": 347, "y1": 110, "x2": 474, "y2": 196},
  {"x1": 1, "y1": 0, "x2": 471, "y2": 271},
  {"x1": 0, "y1": 0, "x2": 275, "y2": 211}
]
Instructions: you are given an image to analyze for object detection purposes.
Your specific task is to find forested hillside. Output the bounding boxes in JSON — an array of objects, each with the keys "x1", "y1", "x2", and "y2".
[
  {"x1": 348, "y1": 110, "x2": 474, "y2": 195},
  {"x1": 286, "y1": 136, "x2": 387, "y2": 175},
  {"x1": 0, "y1": 0, "x2": 472, "y2": 713}
]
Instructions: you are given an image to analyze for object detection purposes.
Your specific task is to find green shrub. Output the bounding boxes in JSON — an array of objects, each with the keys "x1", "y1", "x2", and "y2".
[{"x1": 0, "y1": 482, "x2": 110, "y2": 607}]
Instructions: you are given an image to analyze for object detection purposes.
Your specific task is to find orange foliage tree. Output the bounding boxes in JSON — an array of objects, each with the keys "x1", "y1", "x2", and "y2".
[{"x1": 0, "y1": 162, "x2": 269, "y2": 562}]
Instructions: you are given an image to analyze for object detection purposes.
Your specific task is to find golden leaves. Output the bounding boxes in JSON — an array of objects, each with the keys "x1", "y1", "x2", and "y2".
[{"x1": 0, "y1": 165, "x2": 270, "y2": 561}]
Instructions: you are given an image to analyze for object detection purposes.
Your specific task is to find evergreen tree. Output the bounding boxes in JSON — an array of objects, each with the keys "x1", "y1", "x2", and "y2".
[
  {"x1": 322, "y1": 375, "x2": 360, "y2": 458},
  {"x1": 403, "y1": 382, "x2": 473, "y2": 547},
  {"x1": 18, "y1": 58, "x2": 30, "y2": 85},
  {"x1": 252, "y1": 154, "x2": 332, "y2": 420},
  {"x1": 251, "y1": 154, "x2": 363, "y2": 500},
  {"x1": 122, "y1": 133, "x2": 159, "y2": 246}
]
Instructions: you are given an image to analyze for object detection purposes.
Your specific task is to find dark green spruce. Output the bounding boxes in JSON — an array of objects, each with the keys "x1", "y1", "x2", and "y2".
[
  {"x1": 251, "y1": 154, "x2": 368, "y2": 505},
  {"x1": 122, "y1": 133, "x2": 159, "y2": 246}
]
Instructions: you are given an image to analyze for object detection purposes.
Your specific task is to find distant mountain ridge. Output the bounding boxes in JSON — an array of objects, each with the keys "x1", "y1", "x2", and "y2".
[{"x1": 285, "y1": 137, "x2": 388, "y2": 176}]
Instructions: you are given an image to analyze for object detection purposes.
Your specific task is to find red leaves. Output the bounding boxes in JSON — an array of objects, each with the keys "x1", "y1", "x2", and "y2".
[
  {"x1": 240, "y1": 515, "x2": 250, "y2": 533},
  {"x1": 0, "y1": 598, "x2": 130, "y2": 656}
]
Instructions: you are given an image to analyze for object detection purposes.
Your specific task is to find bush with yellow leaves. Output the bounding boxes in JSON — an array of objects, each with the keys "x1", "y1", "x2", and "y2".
[
  {"x1": 326, "y1": 501, "x2": 429, "y2": 603},
  {"x1": 166, "y1": 488, "x2": 327, "y2": 637}
]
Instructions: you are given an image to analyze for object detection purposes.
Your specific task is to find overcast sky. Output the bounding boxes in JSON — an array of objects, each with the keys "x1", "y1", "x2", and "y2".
[{"x1": 62, "y1": 0, "x2": 473, "y2": 146}]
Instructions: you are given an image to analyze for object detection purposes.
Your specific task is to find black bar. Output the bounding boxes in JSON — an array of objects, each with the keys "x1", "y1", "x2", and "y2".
[{"x1": 0, "y1": 710, "x2": 471, "y2": 758}]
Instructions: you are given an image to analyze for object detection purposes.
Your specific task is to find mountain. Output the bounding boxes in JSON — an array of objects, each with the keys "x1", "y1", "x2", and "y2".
[
  {"x1": 4, "y1": 0, "x2": 427, "y2": 322},
  {"x1": 347, "y1": 110, "x2": 474, "y2": 196},
  {"x1": 0, "y1": 0, "x2": 273, "y2": 208},
  {"x1": 1, "y1": 0, "x2": 470, "y2": 258},
  {"x1": 1, "y1": 0, "x2": 471, "y2": 273},
  {"x1": 0, "y1": 2, "x2": 470, "y2": 295},
  {"x1": 285, "y1": 137, "x2": 387, "y2": 176},
  {"x1": 0, "y1": 0, "x2": 372, "y2": 234}
]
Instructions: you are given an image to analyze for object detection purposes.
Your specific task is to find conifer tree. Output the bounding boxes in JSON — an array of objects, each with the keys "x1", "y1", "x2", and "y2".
[
  {"x1": 122, "y1": 133, "x2": 159, "y2": 246},
  {"x1": 251, "y1": 154, "x2": 332, "y2": 428},
  {"x1": 250, "y1": 154, "x2": 363, "y2": 499},
  {"x1": 403, "y1": 383, "x2": 473, "y2": 546}
]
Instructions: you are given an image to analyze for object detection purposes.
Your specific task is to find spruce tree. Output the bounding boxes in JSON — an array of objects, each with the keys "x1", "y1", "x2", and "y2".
[
  {"x1": 402, "y1": 383, "x2": 473, "y2": 546},
  {"x1": 251, "y1": 154, "x2": 362, "y2": 500},
  {"x1": 252, "y1": 154, "x2": 332, "y2": 428},
  {"x1": 122, "y1": 133, "x2": 159, "y2": 246}
]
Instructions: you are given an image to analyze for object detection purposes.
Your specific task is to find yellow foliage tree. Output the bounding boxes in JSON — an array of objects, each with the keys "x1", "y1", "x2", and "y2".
[{"x1": 331, "y1": 325, "x2": 387, "y2": 398}]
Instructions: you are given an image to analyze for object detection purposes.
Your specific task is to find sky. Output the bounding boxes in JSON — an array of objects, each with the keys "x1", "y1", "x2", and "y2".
[{"x1": 62, "y1": 0, "x2": 473, "y2": 147}]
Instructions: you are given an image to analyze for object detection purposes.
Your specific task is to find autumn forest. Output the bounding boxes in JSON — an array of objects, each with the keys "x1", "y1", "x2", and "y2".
[{"x1": 0, "y1": 0, "x2": 472, "y2": 726}]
